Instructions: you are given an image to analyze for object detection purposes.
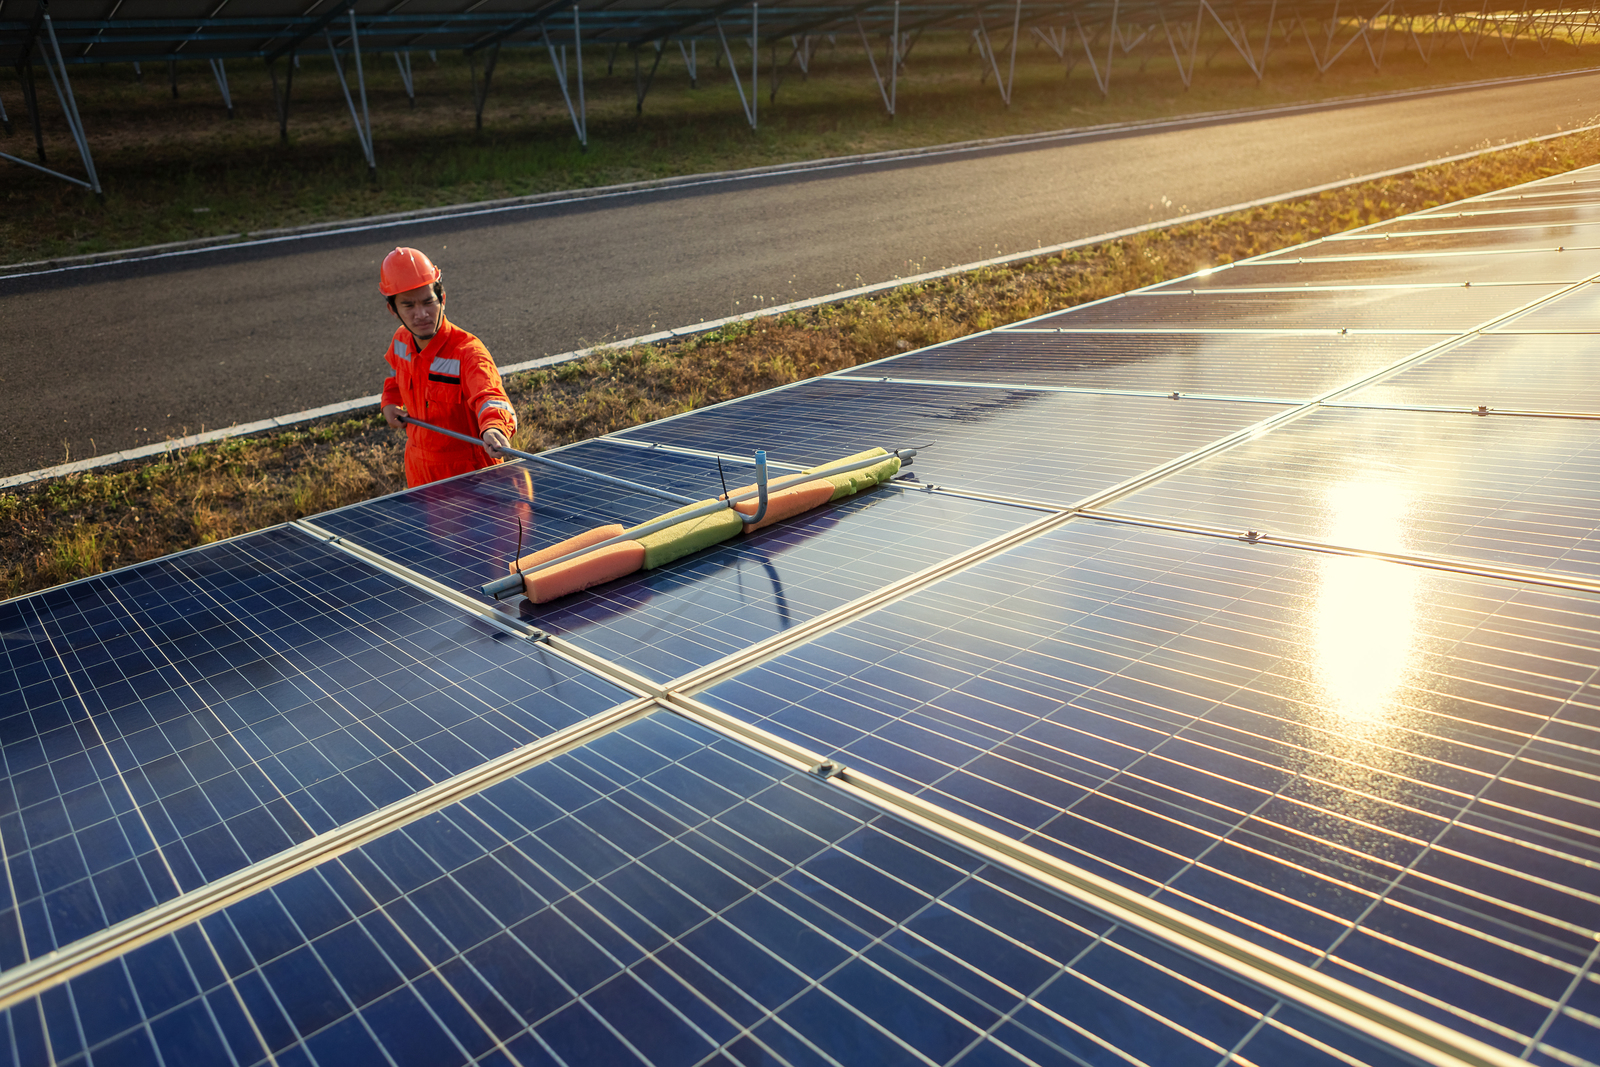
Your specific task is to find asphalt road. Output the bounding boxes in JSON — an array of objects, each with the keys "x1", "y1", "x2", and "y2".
[{"x1": 4, "y1": 71, "x2": 1600, "y2": 478}]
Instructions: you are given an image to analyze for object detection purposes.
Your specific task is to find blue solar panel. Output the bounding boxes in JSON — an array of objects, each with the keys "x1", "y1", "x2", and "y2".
[
  {"x1": 1016, "y1": 285, "x2": 1556, "y2": 332},
  {"x1": 846, "y1": 331, "x2": 1439, "y2": 400},
  {"x1": 694, "y1": 518, "x2": 1600, "y2": 1064},
  {"x1": 0, "y1": 712, "x2": 1420, "y2": 1067},
  {"x1": 1110, "y1": 405, "x2": 1600, "y2": 578},
  {"x1": 9, "y1": 167, "x2": 1600, "y2": 1067},
  {"x1": 532, "y1": 486, "x2": 1036, "y2": 681},
  {"x1": 613, "y1": 379, "x2": 1287, "y2": 507},
  {"x1": 0, "y1": 526, "x2": 630, "y2": 961},
  {"x1": 1343, "y1": 333, "x2": 1600, "y2": 412}
]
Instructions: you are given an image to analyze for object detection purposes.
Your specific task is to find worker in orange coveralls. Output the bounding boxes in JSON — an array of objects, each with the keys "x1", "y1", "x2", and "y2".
[{"x1": 378, "y1": 246, "x2": 519, "y2": 487}]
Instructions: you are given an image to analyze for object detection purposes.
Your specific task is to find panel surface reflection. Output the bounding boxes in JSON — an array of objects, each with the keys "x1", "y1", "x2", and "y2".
[
  {"x1": 1110, "y1": 406, "x2": 1600, "y2": 577},
  {"x1": 698, "y1": 519, "x2": 1600, "y2": 1064}
]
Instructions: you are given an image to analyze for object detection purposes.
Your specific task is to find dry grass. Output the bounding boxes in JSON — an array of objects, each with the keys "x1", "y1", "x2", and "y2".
[{"x1": 4, "y1": 126, "x2": 1599, "y2": 601}]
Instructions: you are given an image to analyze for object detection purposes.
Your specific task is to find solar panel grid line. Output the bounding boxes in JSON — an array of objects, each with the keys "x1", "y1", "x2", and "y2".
[
  {"x1": 681, "y1": 515, "x2": 1600, "y2": 1062},
  {"x1": 294, "y1": 517, "x2": 551, "y2": 644},
  {"x1": 3, "y1": 582, "x2": 300, "y2": 1067},
  {"x1": 1324, "y1": 403, "x2": 1600, "y2": 420},
  {"x1": 583, "y1": 434, "x2": 816, "y2": 473},
  {"x1": 0, "y1": 687, "x2": 660, "y2": 1018},
  {"x1": 666, "y1": 687, "x2": 1533, "y2": 1067},
  {"x1": 829, "y1": 373, "x2": 1302, "y2": 406},
  {"x1": 1003, "y1": 328, "x2": 1460, "y2": 334}
]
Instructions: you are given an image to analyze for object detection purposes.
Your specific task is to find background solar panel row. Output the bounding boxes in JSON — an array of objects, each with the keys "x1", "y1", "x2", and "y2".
[{"x1": 3, "y1": 164, "x2": 1600, "y2": 1065}]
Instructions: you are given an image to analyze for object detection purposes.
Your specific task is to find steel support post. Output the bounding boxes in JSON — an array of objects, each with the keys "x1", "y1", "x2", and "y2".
[
  {"x1": 1007, "y1": 0, "x2": 1021, "y2": 100},
  {"x1": 855, "y1": 2, "x2": 899, "y2": 116},
  {"x1": 542, "y1": 13, "x2": 588, "y2": 147},
  {"x1": 325, "y1": 18, "x2": 376, "y2": 174},
  {"x1": 169, "y1": 58, "x2": 178, "y2": 98},
  {"x1": 634, "y1": 41, "x2": 664, "y2": 114},
  {"x1": 209, "y1": 58, "x2": 234, "y2": 117},
  {"x1": 1202, "y1": 0, "x2": 1274, "y2": 79},
  {"x1": 18, "y1": 57, "x2": 45, "y2": 162},
  {"x1": 470, "y1": 44, "x2": 500, "y2": 131},
  {"x1": 1072, "y1": 0, "x2": 1117, "y2": 98},
  {"x1": 269, "y1": 52, "x2": 295, "y2": 142},
  {"x1": 2, "y1": 16, "x2": 102, "y2": 193},
  {"x1": 714, "y1": 9, "x2": 757, "y2": 129},
  {"x1": 134, "y1": 61, "x2": 142, "y2": 82},
  {"x1": 891, "y1": 2, "x2": 899, "y2": 112},
  {"x1": 679, "y1": 38, "x2": 698, "y2": 86},
  {"x1": 394, "y1": 50, "x2": 415, "y2": 108},
  {"x1": 1160, "y1": 2, "x2": 1205, "y2": 88},
  {"x1": 0, "y1": 87, "x2": 9, "y2": 136}
]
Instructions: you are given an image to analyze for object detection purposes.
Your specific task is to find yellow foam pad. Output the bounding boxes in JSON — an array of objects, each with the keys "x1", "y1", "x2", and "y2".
[
  {"x1": 803, "y1": 448, "x2": 902, "y2": 501},
  {"x1": 629, "y1": 502, "x2": 745, "y2": 569}
]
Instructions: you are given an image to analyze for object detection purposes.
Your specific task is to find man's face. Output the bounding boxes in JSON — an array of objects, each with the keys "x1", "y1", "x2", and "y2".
[{"x1": 392, "y1": 284, "x2": 444, "y2": 341}]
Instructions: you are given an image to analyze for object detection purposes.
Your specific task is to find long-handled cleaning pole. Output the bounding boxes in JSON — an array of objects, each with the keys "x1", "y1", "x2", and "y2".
[
  {"x1": 397, "y1": 414, "x2": 697, "y2": 506},
  {"x1": 479, "y1": 446, "x2": 918, "y2": 600}
]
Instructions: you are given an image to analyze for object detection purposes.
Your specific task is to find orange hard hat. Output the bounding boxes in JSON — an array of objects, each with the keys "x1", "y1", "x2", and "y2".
[{"x1": 379, "y1": 246, "x2": 442, "y2": 296}]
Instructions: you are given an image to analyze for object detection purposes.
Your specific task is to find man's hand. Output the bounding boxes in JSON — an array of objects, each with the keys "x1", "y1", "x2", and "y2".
[
  {"x1": 382, "y1": 404, "x2": 406, "y2": 430},
  {"x1": 481, "y1": 428, "x2": 512, "y2": 458}
]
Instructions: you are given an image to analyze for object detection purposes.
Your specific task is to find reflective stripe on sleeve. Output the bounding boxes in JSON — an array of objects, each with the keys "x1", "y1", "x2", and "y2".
[{"x1": 478, "y1": 398, "x2": 516, "y2": 424}]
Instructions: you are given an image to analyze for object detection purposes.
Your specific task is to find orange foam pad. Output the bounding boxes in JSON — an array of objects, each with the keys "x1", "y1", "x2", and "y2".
[
  {"x1": 509, "y1": 524, "x2": 626, "y2": 574},
  {"x1": 722, "y1": 479, "x2": 835, "y2": 533},
  {"x1": 522, "y1": 541, "x2": 645, "y2": 604}
]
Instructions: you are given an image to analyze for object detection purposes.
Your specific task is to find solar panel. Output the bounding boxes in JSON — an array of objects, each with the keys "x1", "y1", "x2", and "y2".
[
  {"x1": 1487, "y1": 281, "x2": 1600, "y2": 332},
  {"x1": 1342, "y1": 333, "x2": 1600, "y2": 412},
  {"x1": 0, "y1": 711, "x2": 1421, "y2": 1067},
  {"x1": 1158, "y1": 249, "x2": 1600, "y2": 288},
  {"x1": 5, "y1": 165, "x2": 1600, "y2": 1067},
  {"x1": 0, "y1": 526, "x2": 631, "y2": 960},
  {"x1": 1016, "y1": 286, "x2": 1559, "y2": 332},
  {"x1": 694, "y1": 518, "x2": 1600, "y2": 1064},
  {"x1": 611, "y1": 379, "x2": 1290, "y2": 508},
  {"x1": 1108, "y1": 405, "x2": 1600, "y2": 577},
  {"x1": 846, "y1": 332, "x2": 1442, "y2": 400}
]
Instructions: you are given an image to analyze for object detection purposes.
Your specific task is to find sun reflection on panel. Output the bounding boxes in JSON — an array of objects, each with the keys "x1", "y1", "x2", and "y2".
[{"x1": 1314, "y1": 480, "x2": 1421, "y2": 725}]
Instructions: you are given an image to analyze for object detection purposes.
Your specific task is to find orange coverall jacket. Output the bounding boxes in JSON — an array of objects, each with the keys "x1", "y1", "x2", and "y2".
[{"x1": 381, "y1": 315, "x2": 518, "y2": 488}]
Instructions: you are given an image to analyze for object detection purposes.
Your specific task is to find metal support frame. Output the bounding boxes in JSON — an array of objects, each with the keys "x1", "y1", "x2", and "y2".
[
  {"x1": 1160, "y1": 2, "x2": 1205, "y2": 87},
  {"x1": 1204, "y1": 0, "x2": 1277, "y2": 80},
  {"x1": 679, "y1": 38, "x2": 698, "y2": 85},
  {"x1": 1070, "y1": 0, "x2": 1116, "y2": 97},
  {"x1": 974, "y1": 0, "x2": 1022, "y2": 105},
  {"x1": 268, "y1": 50, "x2": 294, "y2": 142},
  {"x1": 325, "y1": 10, "x2": 375, "y2": 174},
  {"x1": 168, "y1": 58, "x2": 177, "y2": 97},
  {"x1": 714, "y1": 4, "x2": 758, "y2": 130},
  {"x1": 209, "y1": 58, "x2": 233, "y2": 117},
  {"x1": 855, "y1": 0, "x2": 899, "y2": 116},
  {"x1": 633, "y1": 40, "x2": 664, "y2": 114},
  {"x1": 470, "y1": 42, "x2": 500, "y2": 130},
  {"x1": 17, "y1": 56, "x2": 46, "y2": 160},
  {"x1": 394, "y1": 50, "x2": 415, "y2": 108},
  {"x1": 2, "y1": 14, "x2": 102, "y2": 193},
  {"x1": 1295, "y1": 0, "x2": 1387, "y2": 74},
  {"x1": 0, "y1": 86, "x2": 9, "y2": 136},
  {"x1": 542, "y1": 9, "x2": 587, "y2": 147}
]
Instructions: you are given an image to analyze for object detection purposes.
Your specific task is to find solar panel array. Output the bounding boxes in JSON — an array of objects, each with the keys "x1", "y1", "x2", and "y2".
[{"x1": 3, "y1": 165, "x2": 1600, "y2": 1067}]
